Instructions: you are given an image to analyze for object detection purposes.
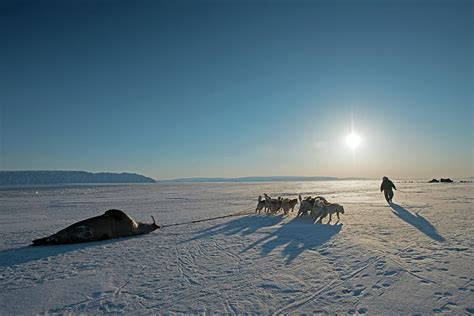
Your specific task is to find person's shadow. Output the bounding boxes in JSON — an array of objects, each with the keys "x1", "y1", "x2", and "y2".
[{"x1": 390, "y1": 203, "x2": 445, "y2": 242}]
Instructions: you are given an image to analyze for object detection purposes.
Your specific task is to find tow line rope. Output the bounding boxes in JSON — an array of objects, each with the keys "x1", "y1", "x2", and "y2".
[{"x1": 160, "y1": 205, "x2": 255, "y2": 228}]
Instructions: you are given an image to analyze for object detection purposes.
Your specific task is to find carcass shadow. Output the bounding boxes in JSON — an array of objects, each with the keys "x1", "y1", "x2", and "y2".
[
  {"x1": 390, "y1": 202, "x2": 445, "y2": 242},
  {"x1": 0, "y1": 236, "x2": 140, "y2": 268}
]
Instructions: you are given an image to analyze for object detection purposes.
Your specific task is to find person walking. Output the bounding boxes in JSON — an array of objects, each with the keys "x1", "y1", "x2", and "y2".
[{"x1": 380, "y1": 176, "x2": 396, "y2": 203}]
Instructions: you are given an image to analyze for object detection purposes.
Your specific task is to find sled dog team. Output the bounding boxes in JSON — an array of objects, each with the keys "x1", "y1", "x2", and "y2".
[
  {"x1": 256, "y1": 193, "x2": 298, "y2": 215},
  {"x1": 256, "y1": 193, "x2": 344, "y2": 224}
]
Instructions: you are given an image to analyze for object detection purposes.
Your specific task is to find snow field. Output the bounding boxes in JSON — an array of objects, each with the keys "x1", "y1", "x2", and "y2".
[{"x1": 0, "y1": 181, "x2": 473, "y2": 314}]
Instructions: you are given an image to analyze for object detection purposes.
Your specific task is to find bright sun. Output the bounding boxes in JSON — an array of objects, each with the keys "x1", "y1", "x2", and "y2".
[{"x1": 346, "y1": 133, "x2": 361, "y2": 149}]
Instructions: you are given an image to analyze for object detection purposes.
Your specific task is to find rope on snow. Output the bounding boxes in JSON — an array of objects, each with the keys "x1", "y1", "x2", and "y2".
[{"x1": 160, "y1": 205, "x2": 255, "y2": 228}]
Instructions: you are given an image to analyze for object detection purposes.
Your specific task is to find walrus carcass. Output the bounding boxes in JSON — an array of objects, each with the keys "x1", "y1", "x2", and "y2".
[{"x1": 32, "y1": 209, "x2": 160, "y2": 246}]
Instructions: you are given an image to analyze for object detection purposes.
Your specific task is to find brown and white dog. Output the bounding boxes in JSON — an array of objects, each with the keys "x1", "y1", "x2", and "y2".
[
  {"x1": 281, "y1": 198, "x2": 298, "y2": 214},
  {"x1": 310, "y1": 197, "x2": 328, "y2": 223},
  {"x1": 256, "y1": 195, "x2": 265, "y2": 213},
  {"x1": 270, "y1": 197, "x2": 283, "y2": 214},
  {"x1": 297, "y1": 195, "x2": 315, "y2": 218},
  {"x1": 316, "y1": 203, "x2": 345, "y2": 224},
  {"x1": 263, "y1": 193, "x2": 272, "y2": 213}
]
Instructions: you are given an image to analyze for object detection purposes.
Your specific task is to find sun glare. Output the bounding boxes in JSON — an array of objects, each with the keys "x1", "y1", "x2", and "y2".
[{"x1": 346, "y1": 133, "x2": 361, "y2": 149}]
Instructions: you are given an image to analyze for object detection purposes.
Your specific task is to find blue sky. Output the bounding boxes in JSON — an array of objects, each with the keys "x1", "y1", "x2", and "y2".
[{"x1": 1, "y1": 0, "x2": 473, "y2": 179}]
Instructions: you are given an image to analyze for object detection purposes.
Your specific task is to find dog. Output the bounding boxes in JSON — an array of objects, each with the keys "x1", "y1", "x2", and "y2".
[
  {"x1": 297, "y1": 194, "x2": 315, "y2": 218},
  {"x1": 256, "y1": 195, "x2": 265, "y2": 213},
  {"x1": 316, "y1": 203, "x2": 344, "y2": 224},
  {"x1": 263, "y1": 193, "x2": 272, "y2": 213},
  {"x1": 281, "y1": 198, "x2": 298, "y2": 215},
  {"x1": 289, "y1": 198, "x2": 298, "y2": 212},
  {"x1": 314, "y1": 196, "x2": 328, "y2": 204},
  {"x1": 270, "y1": 197, "x2": 283, "y2": 214},
  {"x1": 310, "y1": 197, "x2": 329, "y2": 223}
]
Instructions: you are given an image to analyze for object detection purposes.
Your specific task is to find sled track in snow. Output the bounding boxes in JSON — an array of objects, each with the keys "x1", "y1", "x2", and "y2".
[{"x1": 274, "y1": 255, "x2": 382, "y2": 314}]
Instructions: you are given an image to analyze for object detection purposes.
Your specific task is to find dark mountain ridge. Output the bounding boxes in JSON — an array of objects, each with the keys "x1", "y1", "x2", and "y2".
[{"x1": 0, "y1": 170, "x2": 156, "y2": 185}]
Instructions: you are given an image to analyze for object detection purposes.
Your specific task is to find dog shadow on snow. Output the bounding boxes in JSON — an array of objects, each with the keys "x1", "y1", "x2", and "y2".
[
  {"x1": 189, "y1": 215, "x2": 341, "y2": 264},
  {"x1": 390, "y1": 203, "x2": 445, "y2": 242},
  {"x1": 188, "y1": 214, "x2": 285, "y2": 241}
]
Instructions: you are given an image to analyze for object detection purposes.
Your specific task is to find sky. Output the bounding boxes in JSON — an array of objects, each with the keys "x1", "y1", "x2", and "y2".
[{"x1": 1, "y1": 0, "x2": 473, "y2": 180}]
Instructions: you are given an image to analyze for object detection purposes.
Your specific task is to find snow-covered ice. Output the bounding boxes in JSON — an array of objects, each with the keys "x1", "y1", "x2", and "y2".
[{"x1": 0, "y1": 181, "x2": 473, "y2": 314}]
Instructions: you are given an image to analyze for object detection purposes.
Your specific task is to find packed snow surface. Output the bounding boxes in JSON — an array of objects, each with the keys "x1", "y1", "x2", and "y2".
[{"x1": 0, "y1": 181, "x2": 473, "y2": 314}]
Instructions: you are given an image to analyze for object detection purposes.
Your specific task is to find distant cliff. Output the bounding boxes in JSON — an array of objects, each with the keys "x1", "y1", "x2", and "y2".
[{"x1": 0, "y1": 171, "x2": 156, "y2": 185}]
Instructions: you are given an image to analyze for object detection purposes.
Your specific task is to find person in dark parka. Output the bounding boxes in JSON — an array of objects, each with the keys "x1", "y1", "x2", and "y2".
[{"x1": 380, "y1": 176, "x2": 396, "y2": 203}]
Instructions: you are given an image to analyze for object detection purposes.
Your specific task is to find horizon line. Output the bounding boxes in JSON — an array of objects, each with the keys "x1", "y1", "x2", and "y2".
[{"x1": 2, "y1": 170, "x2": 472, "y2": 182}]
